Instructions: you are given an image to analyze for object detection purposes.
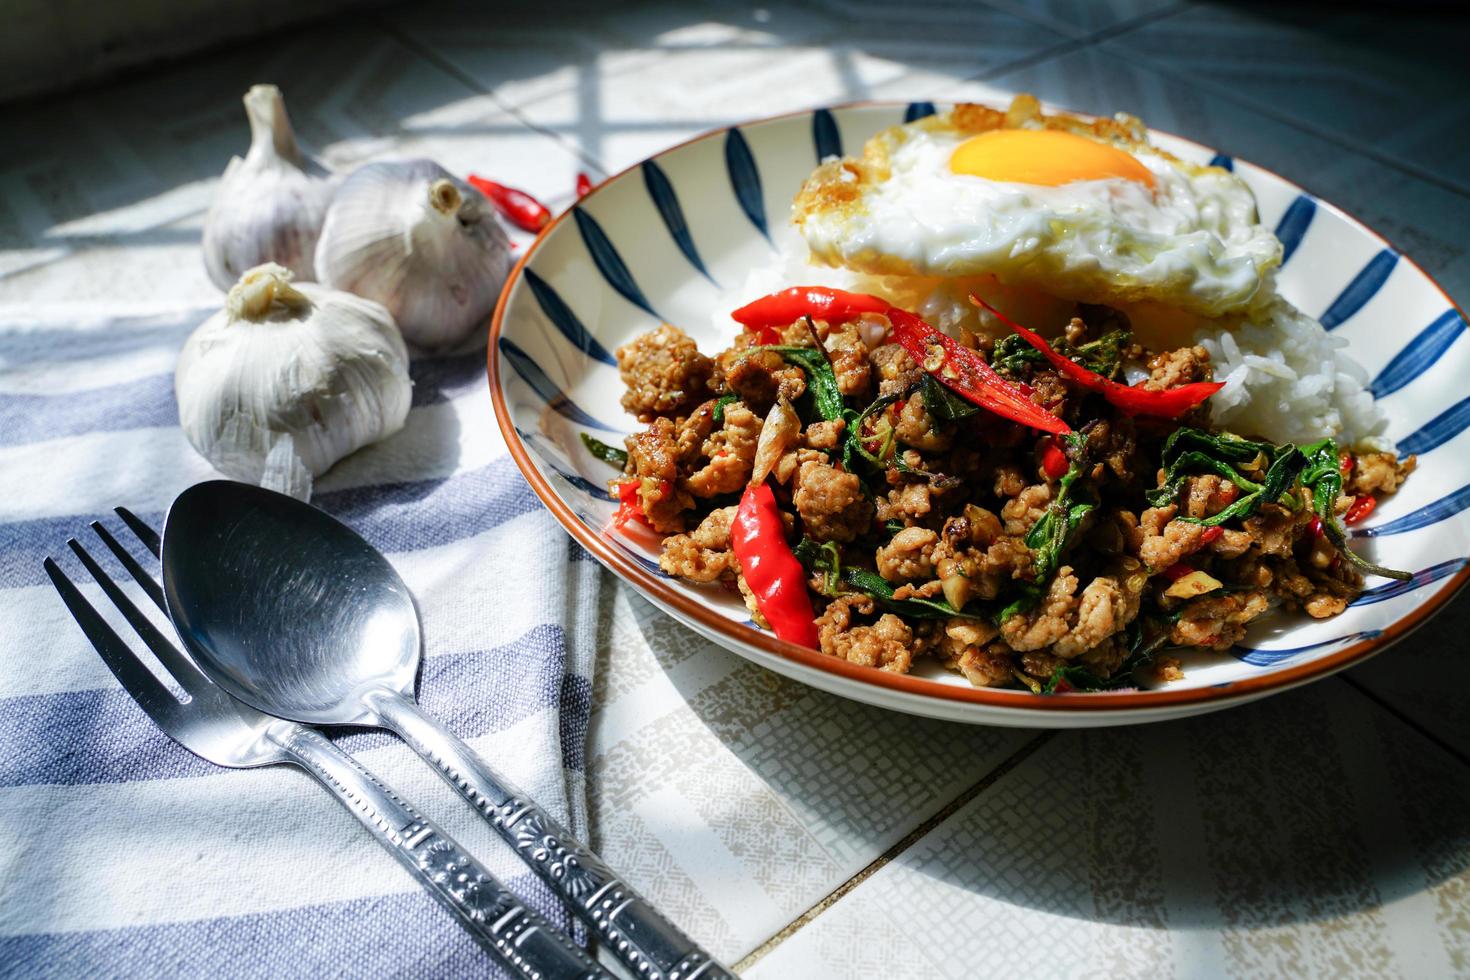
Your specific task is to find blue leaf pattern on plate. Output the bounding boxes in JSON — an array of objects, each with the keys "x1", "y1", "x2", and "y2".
[
  {"x1": 498, "y1": 337, "x2": 621, "y2": 432},
  {"x1": 903, "y1": 101, "x2": 937, "y2": 122},
  {"x1": 522, "y1": 268, "x2": 616, "y2": 366},
  {"x1": 1321, "y1": 249, "x2": 1397, "y2": 330},
  {"x1": 1354, "y1": 482, "x2": 1470, "y2": 537},
  {"x1": 812, "y1": 108, "x2": 842, "y2": 162},
  {"x1": 1234, "y1": 629, "x2": 1382, "y2": 666},
  {"x1": 1370, "y1": 309, "x2": 1465, "y2": 399},
  {"x1": 1351, "y1": 558, "x2": 1468, "y2": 606},
  {"x1": 1273, "y1": 195, "x2": 1315, "y2": 265},
  {"x1": 1207, "y1": 153, "x2": 1233, "y2": 171},
  {"x1": 1399, "y1": 395, "x2": 1470, "y2": 457},
  {"x1": 573, "y1": 207, "x2": 661, "y2": 319},
  {"x1": 724, "y1": 127, "x2": 769, "y2": 242},
  {"x1": 641, "y1": 160, "x2": 717, "y2": 285}
]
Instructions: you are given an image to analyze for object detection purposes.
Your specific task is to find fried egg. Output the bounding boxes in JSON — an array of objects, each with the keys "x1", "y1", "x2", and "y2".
[{"x1": 794, "y1": 98, "x2": 1282, "y2": 318}]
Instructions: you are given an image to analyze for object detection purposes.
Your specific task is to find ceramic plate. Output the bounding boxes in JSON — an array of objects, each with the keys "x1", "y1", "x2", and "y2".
[{"x1": 489, "y1": 99, "x2": 1470, "y2": 727}]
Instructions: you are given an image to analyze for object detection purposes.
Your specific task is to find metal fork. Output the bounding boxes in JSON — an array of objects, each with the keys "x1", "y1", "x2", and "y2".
[{"x1": 45, "y1": 509, "x2": 611, "y2": 980}]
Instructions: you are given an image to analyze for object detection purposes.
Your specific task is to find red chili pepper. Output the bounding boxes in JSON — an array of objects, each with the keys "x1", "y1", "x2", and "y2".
[
  {"x1": 1308, "y1": 515, "x2": 1324, "y2": 538},
  {"x1": 466, "y1": 174, "x2": 551, "y2": 232},
  {"x1": 732, "y1": 286, "x2": 1069, "y2": 435},
  {"x1": 970, "y1": 296, "x2": 1223, "y2": 418},
  {"x1": 1198, "y1": 526, "x2": 1224, "y2": 545},
  {"x1": 1345, "y1": 495, "x2": 1377, "y2": 525},
  {"x1": 1163, "y1": 563, "x2": 1193, "y2": 581},
  {"x1": 888, "y1": 306, "x2": 1071, "y2": 435},
  {"x1": 575, "y1": 172, "x2": 593, "y2": 199},
  {"x1": 613, "y1": 480, "x2": 649, "y2": 530},
  {"x1": 731, "y1": 286, "x2": 893, "y2": 331},
  {"x1": 730, "y1": 482, "x2": 819, "y2": 649},
  {"x1": 1041, "y1": 438, "x2": 1069, "y2": 479},
  {"x1": 1339, "y1": 452, "x2": 1355, "y2": 477}
]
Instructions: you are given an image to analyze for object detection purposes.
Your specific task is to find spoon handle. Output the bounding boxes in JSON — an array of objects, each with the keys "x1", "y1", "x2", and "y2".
[
  {"x1": 272, "y1": 724, "x2": 611, "y2": 980},
  {"x1": 370, "y1": 693, "x2": 736, "y2": 980}
]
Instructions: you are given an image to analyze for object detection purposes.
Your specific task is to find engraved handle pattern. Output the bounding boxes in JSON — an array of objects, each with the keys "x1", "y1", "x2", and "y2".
[
  {"x1": 275, "y1": 724, "x2": 609, "y2": 980},
  {"x1": 370, "y1": 695, "x2": 736, "y2": 980}
]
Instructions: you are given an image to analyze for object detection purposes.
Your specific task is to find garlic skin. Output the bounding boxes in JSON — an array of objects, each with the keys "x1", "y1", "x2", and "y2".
[
  {"x1": 177, "y1": 263, "x2": 412, "y2": 500},
  {"x1": 202, "y1": 85, "x2": 337, "y2": 291},
  {"x1": 314, "y1": 159, "x2": 512, "y2": 351}
]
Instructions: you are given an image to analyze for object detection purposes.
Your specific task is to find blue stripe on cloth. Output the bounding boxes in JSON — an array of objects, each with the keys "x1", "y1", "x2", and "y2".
[
  {"x1": 812, "y1": 108, "x2": 842, "y2": 161},
  {"x1": 0, "y1": 874, "x2": 568, "y2": 980},
  {"x1": 1350, "y1": 558, "x2": 1468, "y2": 607},
  {"x1": 522, "y1": 268, "x2": 617, "y2": 366},
  {"x1": 572, "y1": 207, "x2": 661, "y2": 320},
  {"x1": 1320, "y1": 249, "x2": 1397, "y2": 330},
  {"x1": 903, "y1": 101, "x2": 937, "y2": 122},
  {"x1": 0, "y1": 625, "x2": 589, "y2": 788},
  {"x1": 498, "y1": 338, "x2": 621, "y2": 432},
  {"x1": 0, "y1": 351, "x2": 487, "y2": 447},
  {"x1": 1399, "y1": 395, "x2": 1470, "y2": 456},
  {"x1": 2, "y1": 453, "x2": 541, "y2": 589},
  {"x1": 1233, "y1": 629, "x2": 1382, "y2": 666},
  {"x1": 1353, "y1": 482, "x2": 1470, "y2": 538},
  {"x1": 0, "y1": 309, "x2": 209, "y2": 366},
  {"x1": 641, "y1": 160, "x2": 717, "y2": 285},
  {"x1": 1207, "y1": 153, "x2": 1233, "y2": 171},
  {"x1": 724, "y1": 126, "x2": 770, "y2": 242},
  {"x1": 1273, "y1": 195, "x2": 1315, "y2": 265},
  {"x1": 1369, "y1": 309, "x2": 1466, "y2": 399}
]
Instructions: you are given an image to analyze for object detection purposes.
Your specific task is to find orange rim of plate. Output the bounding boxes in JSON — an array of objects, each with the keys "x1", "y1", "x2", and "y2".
[{"x1": 488, "y1": 99, "x2": 1470, "y2": 714}]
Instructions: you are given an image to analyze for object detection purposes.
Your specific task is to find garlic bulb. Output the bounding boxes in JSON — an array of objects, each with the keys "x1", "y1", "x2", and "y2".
[
  {"x1": 177, "y1": 263, "x2": 412, "y2": 500},
  {"x1": 202, "y1": 85, "x2": 337, "y2": 291},
  {"x1": 314, "y1": 159, "x2": 512, "y2": 351}
]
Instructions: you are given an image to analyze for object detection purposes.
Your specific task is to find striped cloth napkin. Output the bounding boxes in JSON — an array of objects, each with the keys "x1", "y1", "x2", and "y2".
[{"x1": 0, "y1": 303, "x2": 604, "y2": 976}]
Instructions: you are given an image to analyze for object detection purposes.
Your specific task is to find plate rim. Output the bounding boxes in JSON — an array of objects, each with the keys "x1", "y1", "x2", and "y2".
[{"x1": 487, "y1": 97, "x2": 1470, "y2": 715}]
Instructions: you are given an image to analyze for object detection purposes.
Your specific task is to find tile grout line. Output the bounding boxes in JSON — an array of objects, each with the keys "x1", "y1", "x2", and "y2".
[
  {"x1": 1101, "y1": 43, "x2": 1470, "y2": 204},
  {"x1": 961, "y1": 1, "x2": 1192, "y2": 86},
  {"x1": 1338, "y1": 673, "x2": 1470, "y2": 770},
  {"x1": 731, "y1": 729, "x2": 1057, "y2": 975},
  {"x1": 368, "y1": 14, "x2": 611, "y2": 176}
]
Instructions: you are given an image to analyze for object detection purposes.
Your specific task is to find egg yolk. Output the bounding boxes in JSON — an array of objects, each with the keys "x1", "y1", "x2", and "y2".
[{"x1": 950, "y1": 129, "x2": 1155, "y2": 188}]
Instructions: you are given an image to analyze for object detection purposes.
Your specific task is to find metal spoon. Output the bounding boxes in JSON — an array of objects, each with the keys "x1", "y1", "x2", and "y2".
[{"x1": 161, "y1": 480, "x2": 733, "y2": 980}]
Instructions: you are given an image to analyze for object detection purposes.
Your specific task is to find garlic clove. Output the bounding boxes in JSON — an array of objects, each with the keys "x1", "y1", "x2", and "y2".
[
  {"x1": 177, "y1": 262, "x2": 412, "y2": 500},
  {"x1": 202, "y1": 85, "x2": 338, "y2": 291},
  {"x1": 314, "y1": 158, "x2": 512, "y2": 352}
]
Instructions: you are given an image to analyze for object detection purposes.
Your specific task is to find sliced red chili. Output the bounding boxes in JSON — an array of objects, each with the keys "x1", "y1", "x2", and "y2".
[
  {"x1": 1198, "y1": 526, "x2": 1224, "y2": 545},
  {"x1": 1041, "y1": 438, "x2": 1069, "y2": 479},
  {"x1": 1163, "y1": 563, "x2": 1193, "y2": 581},
  {"x1": 575, "y1": 172, "x2": 593, "y2": 199},
  {"x1": 971, "y1": 296, "x2": 1223, "y2": 418},
  {"x1": 466, "y1": 174, "x2": 551, "y2": 232},
  {"x1": 730, "y1": 482, "x2": 819, "y2": 649},
  {"x1": 612, "y1": 480, "x2": 649, "y2": 530},
  {"x1": 1308, "y1": 515, "x2": 1324, "y2": 538},
  {"x1": 888, "y1": 307, "x2": 1071, "y2": 436},
  {"x1": 1345, "y1": 495, "x2": 1377, "y2": 525},
  {"x1": 1339, "y1": 451, "x2": 1355, "y2": 477}
]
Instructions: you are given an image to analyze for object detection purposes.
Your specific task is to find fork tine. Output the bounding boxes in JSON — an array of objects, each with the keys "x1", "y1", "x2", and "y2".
[
  {"x1": 65, "y1": 537, "x2": 211, "y2": 698},
  {"x1": 115, "y1": 506, "x2": 161, "y2": 558},
  {"x1": 44, "y1": 556, "x2": 180, "y2": 723},
  {"x1": 90, "y1": 521, "x2": 166, "y2": 613}
]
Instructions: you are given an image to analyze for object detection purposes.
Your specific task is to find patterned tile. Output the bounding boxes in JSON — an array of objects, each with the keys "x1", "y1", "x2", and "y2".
[
  {"x1": 586, "y1": 585, "x2": 1035, "y2": 960},
  {"x1": 749, "y1": 680, "x2": 1470, "y2": 978},
  {"x1": 1109, "y1": 4, "x2": 1470, "y2": 196},
  {"x1": 986, "y1": 0, "x2": 1184, "y2": 37},
  {"x1": 482, "y1": 1, "x2": 1063, "y2": 174}
]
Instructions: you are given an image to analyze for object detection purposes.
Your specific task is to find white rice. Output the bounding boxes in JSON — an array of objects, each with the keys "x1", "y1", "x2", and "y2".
[{"x1": 719, "y1": 244, "x2": 1392, "y2": 451}]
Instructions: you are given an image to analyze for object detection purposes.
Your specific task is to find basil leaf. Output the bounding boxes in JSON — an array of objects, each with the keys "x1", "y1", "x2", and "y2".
[
  {"x1": 919, "y1": 373, "x2": 979, "y2": 423},
  {"x1": 794, "y1": 536, "x2": 986, "y2": 620},
  {"x1": 712, "y1": 393, "x2": 739, "y2": 427},
  {"x1": 754, "y1": 345, "x2": 845, "y2": 423},
  {"x1": 580, "y1": 432, "x2": 628, "y2": 468},
  {"x1": 1179, "y1": 447, "x2": 1306, "y2": 527}
]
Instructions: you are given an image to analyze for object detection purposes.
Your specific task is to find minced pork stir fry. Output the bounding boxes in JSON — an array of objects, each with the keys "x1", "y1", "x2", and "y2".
[{"x1": 588, "y1": 286, "x2": 1415, "y2": 692}]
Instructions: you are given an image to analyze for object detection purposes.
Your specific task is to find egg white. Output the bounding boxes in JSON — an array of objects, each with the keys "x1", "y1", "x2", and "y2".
[{"x1": 795, "y1": 118, "x2": 1282, "y2": 318}]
